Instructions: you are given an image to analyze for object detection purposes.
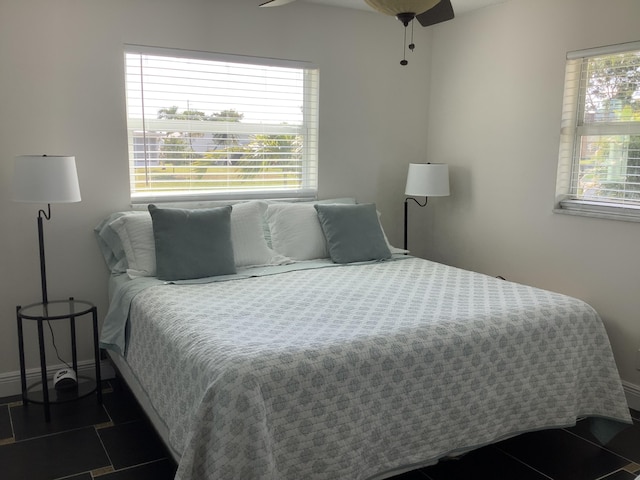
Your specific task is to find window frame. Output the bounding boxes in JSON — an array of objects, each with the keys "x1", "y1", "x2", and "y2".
[
  {"x1": 123, "y1": 45, "x2": 319, "y2": 204},
  {"x1": 554, "y1": 40, "x2": 640, "y2": 222}
]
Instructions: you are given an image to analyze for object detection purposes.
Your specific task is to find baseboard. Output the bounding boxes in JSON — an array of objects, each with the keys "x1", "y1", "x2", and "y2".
[
  {"x1": 0, "y1": 360, "x2": 115, "y2": 399},
  {"x1": 622, "y1": 380, "x2": 640, "y2": 411}
]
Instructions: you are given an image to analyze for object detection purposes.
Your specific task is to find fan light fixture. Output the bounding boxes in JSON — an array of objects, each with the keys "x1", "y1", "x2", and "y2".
[
  {"x1": 364, "y1": 0, "x2": 440, "y2": 17},
  {"x1": 259, "y1": 0, "x2": 296, "y2": 6},
  {"x1": 365, "y1": 0, "x2": 441, "y2": 65},
  {"x1": 258, "y1": 0, "x2": 454, "y2": 65}
]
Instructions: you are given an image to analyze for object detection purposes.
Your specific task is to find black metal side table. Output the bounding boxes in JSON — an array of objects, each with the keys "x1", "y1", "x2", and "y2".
[{"x1": 16, "y1": 297, "x2": 102, "y2": 421}]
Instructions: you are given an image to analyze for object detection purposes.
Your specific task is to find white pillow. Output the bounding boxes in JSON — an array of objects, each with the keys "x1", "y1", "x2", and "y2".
[
  {"x1": 108, "y1": 201, "x2": 288, "y2": 278},
  {"x1": 109, "y1": 212, "x2": 155, "y2": 278},
  {"x1": 265, "y1": 203, "x2": 329, "y2": 260},
  {"x1": 262, "y1": 197, "x2": 356, "y2": 248},
  {"x1": 230, "y1": 201, "x2": 289, "y2": 267}
]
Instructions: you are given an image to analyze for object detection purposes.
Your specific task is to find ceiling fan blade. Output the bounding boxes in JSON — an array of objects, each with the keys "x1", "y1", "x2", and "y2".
[
  {"x1": 416, "y1": 0, "x2": 454, "y2": 27},
  {"x1": 259, "y1": 0, "x2": 297, "y2": 6}
]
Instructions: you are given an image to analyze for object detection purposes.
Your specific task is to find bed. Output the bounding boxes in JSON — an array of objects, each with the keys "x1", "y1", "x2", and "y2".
[{"x1": 95, "y1": 199, "x2": 632, "y2": 480}]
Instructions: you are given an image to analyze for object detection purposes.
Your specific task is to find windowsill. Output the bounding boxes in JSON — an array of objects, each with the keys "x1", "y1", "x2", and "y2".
[
  {"x1": 554, "y1": 199, "x2": 640, "y2": 223},
  {"x1": 129, "y1": 195, "x2": 318, "y2": 211}
]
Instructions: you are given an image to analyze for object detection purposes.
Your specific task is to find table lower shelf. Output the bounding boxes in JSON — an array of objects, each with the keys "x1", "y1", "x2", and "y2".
[{"x1": 24, "y1": 375, "x2": 99, "y2": 405}]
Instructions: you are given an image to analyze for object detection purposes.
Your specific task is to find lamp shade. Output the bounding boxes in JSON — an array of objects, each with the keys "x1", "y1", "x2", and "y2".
[
  {"x1": 12, "y1": 155, "x2": 81, "y2": 203},
  {"x1": 365, "y1": 0, "x2": 440, "y2": 16},
  {"x1": 405, "y1": 163, "x2": 450, "y2": 197}
]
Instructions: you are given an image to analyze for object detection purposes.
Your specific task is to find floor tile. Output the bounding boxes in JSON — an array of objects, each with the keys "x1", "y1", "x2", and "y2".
[
  {"x1": 11, "y1": 394, "x2": 109, "y2": 441},
  {"x1": 567, "y1": 418, "x2": 640, "y2": 464},
  {"x1": 101, "y1": 381, "x2": 144, "y2": 425},
  {"x1": 0, "y1": 404, "x2": 13, "y2": 440},
  {"x1": 97, "y1": 459, "x2": 177, "y2": 480},
  {"x1": 0, "y1": 427, "x2": 110, "y2": 480},
  {"x1": 420, "y1": 445, "x2": 550, "y2": 480},
  {"x1": 98, "y1": 419, "x2": 169, "y2": 469},
  {"x1": 497, "y1": 429, "x2": 629, "y2": 480},
  {"x1": 599, "y1": 470, "x2": 637, "y2": 480}
]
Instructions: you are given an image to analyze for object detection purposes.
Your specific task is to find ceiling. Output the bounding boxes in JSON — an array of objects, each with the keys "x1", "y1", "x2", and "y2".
[{"x1": 303, "y1": 0, "x2": 508, "y2": 15}]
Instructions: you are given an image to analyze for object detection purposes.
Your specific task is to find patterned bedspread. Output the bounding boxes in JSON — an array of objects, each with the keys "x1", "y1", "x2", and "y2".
[{"x1": 116, "y1": 257, "x2": 631, "y2": 480}]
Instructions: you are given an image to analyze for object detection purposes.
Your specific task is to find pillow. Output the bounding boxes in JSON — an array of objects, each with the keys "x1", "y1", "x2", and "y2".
[
  {"x1": 230, "y1": 201, "x2": 289, "y2": 267},
  {"x1": 108, "y1": 212, "x2": 155, "y2": 277},
  {"x1": 106, "y1": 201, "x2": 288, "y2": 278},
  {"x1": 94, "y1": 212, "x2": 130, "y2": 273},
  {"x1": 265, "y1": 203, "x2": 329, "y2": 260},
  {"x1": 262, "y1": 197, "x2": 356, "y2": 248},
  {"x1": 148, "y1": 204, "x2": 236, "y2": 281},
  {"x1": 314, "y1": 203, "x2": 392, "y2": 264}
]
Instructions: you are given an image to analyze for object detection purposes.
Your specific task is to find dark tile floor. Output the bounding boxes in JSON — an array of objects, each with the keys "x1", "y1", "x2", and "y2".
[
  {"x1": 0, "y1": 378, "x2": 638, "y2": 480},
  {"x1": 0, "y1": 379, "x2": 176, "y2": 480}
]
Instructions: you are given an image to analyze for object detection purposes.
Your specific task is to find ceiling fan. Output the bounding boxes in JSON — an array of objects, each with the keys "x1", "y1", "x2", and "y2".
[{"x1": 259, "y1": 0, "x2": 455, "y2": 65}]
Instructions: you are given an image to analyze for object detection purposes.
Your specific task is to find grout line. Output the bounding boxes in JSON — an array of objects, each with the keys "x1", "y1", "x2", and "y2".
[
  {"x1": 593, "y1": 468, "x2": 624, "y2": 480},
  {"x1": 53, "y1": 470, "x2": 95, "y2": 480},
  {"x1": 493, "y1": 445, "x2": 554, "y2": 480},
  {"x1": 94, "y1": 421, "x2": 115, "y2": 430},
  {"x1": 92, "y1": 458, "x2": 172, "y2": 477},
  {"x1": 94, "y1": 422, "x2": 116, "y2": 474},
  {"x1": 8, "y1": 422, "x2": 100, "y2": 444},
  {"x1": 623, "y1": 462, "x2": 640, "y2": 474},
  {"x1": 563, "y1": 426, "x2": 636, "y2": 466},
  {"x1": 90, "y1": 465, "x2": 116, "y2": 477}
]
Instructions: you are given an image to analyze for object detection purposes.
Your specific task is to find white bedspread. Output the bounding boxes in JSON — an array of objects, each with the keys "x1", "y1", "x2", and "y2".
[{"x1": 115, "y1": 257, "x2": 631, "y2": 480}]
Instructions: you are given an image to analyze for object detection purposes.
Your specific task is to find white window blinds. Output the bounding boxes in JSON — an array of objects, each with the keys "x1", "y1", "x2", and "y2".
[
  {"x1": 556, "y1": 41, "x2": 640, "y2": 219},
  {"x1": 124, "y1": 45, "x2": 319, "y2": 203}
]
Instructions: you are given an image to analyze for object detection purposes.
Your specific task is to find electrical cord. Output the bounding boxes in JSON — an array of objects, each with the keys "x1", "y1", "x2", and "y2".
[{"x1": 46, "y1": 319, "x2": 73, "y2": 370}]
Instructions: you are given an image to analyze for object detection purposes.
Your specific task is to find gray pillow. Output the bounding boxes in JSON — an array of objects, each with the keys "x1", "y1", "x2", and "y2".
[
  {"x1": 148, "y1": 204, "x2": 236, "y2": 281},
  {"x1": 314, "y1": 203, "x2": 391, "y2": 264}
]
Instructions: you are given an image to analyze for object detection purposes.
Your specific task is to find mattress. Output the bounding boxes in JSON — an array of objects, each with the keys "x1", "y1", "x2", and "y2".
[{"x1": 101, "y1": 256, "x2": 632, "y2": 480}]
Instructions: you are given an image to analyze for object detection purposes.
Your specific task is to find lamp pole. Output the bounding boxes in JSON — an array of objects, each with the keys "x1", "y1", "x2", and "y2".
[
  {"x1": 37, "y1": 204, "x2": 52, "y2": 305},
  {"x1": 403, "y1": 196, "x2": 428, "y2": 251}
]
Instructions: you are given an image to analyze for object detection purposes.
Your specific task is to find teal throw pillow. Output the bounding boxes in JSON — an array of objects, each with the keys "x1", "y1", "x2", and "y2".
[
  {"x1": 148, "y1": 204, "x2": 236, "y2": 281},
  {"x1": 314, "y1": 203, "x2": 391, "y2": 264}
]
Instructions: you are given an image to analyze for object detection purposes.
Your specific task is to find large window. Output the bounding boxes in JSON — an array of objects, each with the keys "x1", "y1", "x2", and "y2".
[
  {"x1": 124, "y1": 45, "x2": 319, "y2": 203},
  {"x1": 555, "y1": 41, "x2": 640, "y2": 221}
]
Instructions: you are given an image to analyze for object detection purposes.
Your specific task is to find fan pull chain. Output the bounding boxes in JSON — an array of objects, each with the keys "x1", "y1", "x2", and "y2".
[
  {"x1": 400, "y1": 18, "x2": 415, "y2": 66},
  {"x1": 409, "y1": 20, "x2": 415, "y2": 51},
  {"x1": 401, "y1": 25, "x2": 408, "y2": 65}
]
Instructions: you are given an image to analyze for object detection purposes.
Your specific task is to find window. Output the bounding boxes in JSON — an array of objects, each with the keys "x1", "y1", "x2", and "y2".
[
  {"x1": 124, "y1": 45, "x2": 319, "y2": 203},
  {"x1": 555, "y1": 41, "x2": 640, "y2": 221}
]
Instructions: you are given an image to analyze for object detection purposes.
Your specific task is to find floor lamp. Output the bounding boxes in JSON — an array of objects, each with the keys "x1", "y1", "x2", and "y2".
[
  {"x1": 404, "y1": 163, "x2": 450, "y2": 251},
  {"x1": 12, "y1": 155, "x2": 81, "y2": 305}
]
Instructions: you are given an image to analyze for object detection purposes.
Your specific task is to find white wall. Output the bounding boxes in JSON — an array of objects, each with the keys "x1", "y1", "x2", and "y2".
[
  {"x1": 422, "y1": 0, "x2": 640, "y2": 396},
  {"x1": 0, "y1": 0, "x2": 432, "y2": 390}
]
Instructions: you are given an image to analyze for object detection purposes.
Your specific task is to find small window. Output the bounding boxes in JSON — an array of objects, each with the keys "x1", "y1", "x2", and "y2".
[
  {"x1": 124, "y1": 45, "x2": 319, "y2": 203},
  {"x1": 555, "y1": 41, "x2": 640, "y2": 221}
]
